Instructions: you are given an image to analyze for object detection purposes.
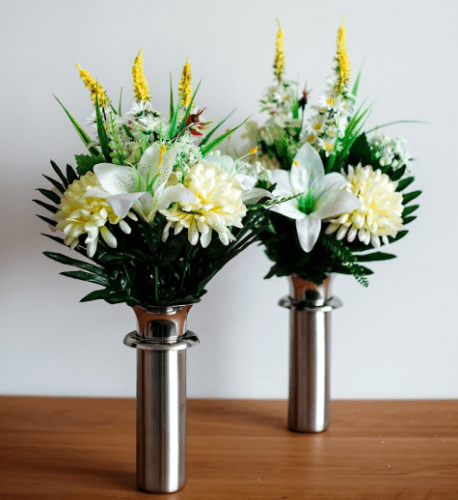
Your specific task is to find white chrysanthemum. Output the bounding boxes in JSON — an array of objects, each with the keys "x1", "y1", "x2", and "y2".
[
  {"x1": 325, "y1": 164, "x2": 404, "y2": 248},
  {"x1": 161, "y1": 160, "x2": 247, "y2": 248},
  {"x1": 56, "y1": 172, "x2": 136, "y2": 258}
]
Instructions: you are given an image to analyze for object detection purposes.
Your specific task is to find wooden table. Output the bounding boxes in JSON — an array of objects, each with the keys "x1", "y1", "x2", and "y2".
[{"x1": 0, "y1": 398, "x2": 457, "y2": 499}]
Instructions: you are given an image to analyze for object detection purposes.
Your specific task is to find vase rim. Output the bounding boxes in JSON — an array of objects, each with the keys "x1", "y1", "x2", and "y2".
[{"x1": 134, "y1": 299, "x2": 201, "y2": 315}]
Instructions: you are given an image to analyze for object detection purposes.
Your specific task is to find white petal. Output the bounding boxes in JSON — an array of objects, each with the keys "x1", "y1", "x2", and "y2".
[
  {"x1": 270, "y1": 199, "x2": 305, "y2": 220},
  {"x1": 138, "y1": 143, "x2": 160, "y2": 180},
  {"x1": 156, "y1": 184, "x2": 197, "y2": 211},
  {"x1": 100, "y1": 226, "x2": 117, "y2": 248},
  {"x1": 314, "y1": 188, "x2": 360, "y2": 220},
  {"x1": 296, "y1": 216, "x2": 321, "y2": 253},
  {"x1": 235, "y1": 173, "x2": 257, "y2": 191},
  {"x1": 292, "y1": 143, "x2": 325, "y2": 194},
  {"x1": 105, "y1": 192, "x2": 147, "y2": 219},
  {"x1": 200, "y1": 228, "x2": 212, "y2": 248},
  {"x1": 158, "y1": 144, "x2": 179, "y2": 183},
  {"x1": 322, "y1": 172, "x2": 349, "y2": 192},
  {"x1": 94, "y1": 164, "x2": 138, "y2": 196},
  {"x1": 242, "y1": 187, "x2": 275, "y2": 205},
  {"x1": 270, "y1": 169, "x2": 292, "y2": 192}
]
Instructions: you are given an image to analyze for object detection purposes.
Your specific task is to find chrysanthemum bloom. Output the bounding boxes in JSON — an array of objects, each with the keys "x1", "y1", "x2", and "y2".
[
  {"x1": 56, "y1": 172, "x2": 136, "y2": 257},
  {"x1": 325, "y1": 164, "x2": 404, "y2": 247},
  {"x1": 161, "y1": 160, "x2": 247, "y2": 247}
]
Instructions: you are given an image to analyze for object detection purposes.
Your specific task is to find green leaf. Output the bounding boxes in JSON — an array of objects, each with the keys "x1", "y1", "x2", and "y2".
[
  {"x1": 118, "y1": 86, "x2": 123, "y2": 115},
  {"x1": 199, "y1": 108, "x2": 236, "y2": 147},
  {"x1": 347, "y1": 133, "x2": 372, "y2": 166},
  {"x1": 95, "y1": 95, "x2": 112, "y2": 162},
  {"x1": 80, "y1": 289, "x2": 112, "y2": 302},
  {"x1": 66, "y1": 164, "x2": 78, "y2": 184},
  {"x1": 402, "y1": 204, "x2": 419, "y2": 217},
  {"x1": 60, "y1": 270, "x2": 110, "y2": 286},
  {"x1": 36, "y1": 188, "x2": 61, "y2": 205},
  {"x1": 403, "y1": 215, "x2": 417, "y2": 225},
  {"x1": 169, "y1": 72, "x2": 174, "y2": 122},
  {"x1": 41, "y1": 233, "x2": 66, "y2": 245},
  {"x1": 351, "y1": 63, "x2": 364, "y2": 97},
  {"x1": 365, "y1": 120, "x2": 428, "y2": 135},
  {"x1": 167, "y1": 85, "x2": 186, "y2": 139},
  {"x1": 53, "y1": 95, "x2": 100, "y2": 157},
  {"x1": 43, "y1": 251, "x2": 108, "y2": 276},
  {"x1": 201, "y1": 115, "x2": 251, "y2": 157},
  {"x1": 357, "y1": 252, "x2": 397, "y2": 262},
  {"x1": 402, "y1": 190, "x2": 422, "y2": 204},
  {"x1": 36, "y1": 214, "x2": 57, "y2": 227},
  {"x1": 43, "y1": 174, "x2": 65, "y2": 193},
  {"x1": 390, "y1": 165, "x2": 407, "y2": 181},
  {"x1": 75, "y1": 153, "x2": 105, "y2": 176},
  {"x1": 33, "y1": 199, "x2": 58, "y2": 214},
  {"x1": 396, "y1": 176, "x2": 415, "y2": 192},
  {"x1": 387, "y1": 230, "x2": 408, "y2": 244},
  {"x1": 50, "y1": 161, "x2": 69, "y2": 188}
]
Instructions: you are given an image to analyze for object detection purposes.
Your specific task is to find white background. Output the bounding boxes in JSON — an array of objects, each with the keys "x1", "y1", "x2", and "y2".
[{"x1": 1, "y1": 0, "x2": 456, "y2": 399}]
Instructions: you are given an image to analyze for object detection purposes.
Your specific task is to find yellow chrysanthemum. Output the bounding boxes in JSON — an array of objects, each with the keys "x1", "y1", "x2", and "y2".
[
  {"x1": 335, "y1": 18, "x2": 351, "y2": 93},
  {"x1": 161, "y1": 160, "x2": 247, "y2": 248},
  {"x1": 325, "y1": 165, "x2": 403, "y2": 248},
  {"x1": 75, "y1": 63, "x2": 110, "y2": 109},
  {"x1": 178, "y1": 57, "x2": 192, "y2": 107},
  {"x1": 56, "y1": 172, "x2": 135, "y2": 257},
  {"x1": 273, "y1": 19, "x2": 285, "y2": 83},
  {"x1": 132, "y1": 49, "x2": 151, "y2": 102}
]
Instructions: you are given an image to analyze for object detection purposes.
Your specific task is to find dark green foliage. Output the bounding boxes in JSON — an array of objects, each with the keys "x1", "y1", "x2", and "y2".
[
  {"x1": 75, "y1": 154, "x2": 106, "y2": 176},
  {"x1": 36, "y1": 161, "x2": 274, "y2": 307}
]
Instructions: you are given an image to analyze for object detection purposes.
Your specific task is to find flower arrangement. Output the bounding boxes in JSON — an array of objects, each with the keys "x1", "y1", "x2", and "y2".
[
  {"x1": 247, "y1": 19, "x2": 421, "y2": 286},
  {"x1": 34, "y1": 51, "x2": 282, "y2": 306}
]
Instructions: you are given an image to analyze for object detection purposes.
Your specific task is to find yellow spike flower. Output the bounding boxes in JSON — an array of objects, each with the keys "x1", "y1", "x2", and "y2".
[
  {"x1": 250, "y1": 146, "x2": 258, "y2": 155},
  {"x1": 75, "y1": 63, "x2": 109, "y2": 109},
  {"x1": 132, "y1": 49, "x2": 151, "y2": 102},
  {"x1": 179, "y1": 57, "x2": 192, "y2": 107},
  {"x1": 335, "y1": 17, "x2": 351, "y2": 93},
  {"x1": 273, "y1": 19, "x2": 285, "y2": 83}
]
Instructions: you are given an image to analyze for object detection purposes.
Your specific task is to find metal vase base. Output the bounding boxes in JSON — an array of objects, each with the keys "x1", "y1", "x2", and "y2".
[
  {"x1": 279, "y1": 274, "x2": 342, "y2": 433},
  {"x1": 124, "y1": 304, "x2": 199, "y2": 494}
]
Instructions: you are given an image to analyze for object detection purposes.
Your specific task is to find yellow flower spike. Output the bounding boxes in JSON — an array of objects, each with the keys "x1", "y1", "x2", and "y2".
[
  {"x1": 158, "y1": 144, "x2": 167, "y2": 170},
  {"x1": 178, "y1": 57, "x2": 192, "y2": 107},
  {"x1": 132, "y1": 49, "x2": 151, "y2": 102},
  {"x1": 250, "y1": 146, "x2": 258, "y2": 155},
  {"x1": 273, "y1": 19, "x2": 285, "y2": 83},
  {"x1": 335, "y1": 17, "x2": 351, "y2": 93},
  {"x1": 75, "y1": 63, "x2": 110, "y2": 109}
]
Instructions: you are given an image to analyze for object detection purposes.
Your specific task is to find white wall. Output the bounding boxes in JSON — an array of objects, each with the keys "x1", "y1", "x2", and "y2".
[{"x1": 1, "y1": 0, "x2": 456, "y2": 399}]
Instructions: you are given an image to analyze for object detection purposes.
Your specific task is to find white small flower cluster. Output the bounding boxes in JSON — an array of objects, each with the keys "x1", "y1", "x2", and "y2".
[
  {"x1": 369, "y1": 133, "x2": 411, "y2": 171},
  {"x1": 124, "y1": 101, "x2": 164, "y2": 137},
  {"x1": 302, "y1": 74, "x2": 354, "y2": 156},
  {"x1": 238, "y1": 159, "x2": 273, "y2": 184},
  {"x1": 260, "y1": 82, "x2": 301, "y2": 129}
]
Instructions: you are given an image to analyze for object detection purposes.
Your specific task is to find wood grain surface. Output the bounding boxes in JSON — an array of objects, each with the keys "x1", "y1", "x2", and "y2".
[{"x1": 0, "y1": 397, "x2": 457, "y2": 499}]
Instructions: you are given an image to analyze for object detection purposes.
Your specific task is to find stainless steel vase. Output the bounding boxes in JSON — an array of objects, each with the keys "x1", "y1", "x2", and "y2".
[
  {"x1": 279, "y1": 274, "x2": 342, "y2": 433},
  {"x1": 124, "y1": 304, "x2": 199, "y2": 493}
]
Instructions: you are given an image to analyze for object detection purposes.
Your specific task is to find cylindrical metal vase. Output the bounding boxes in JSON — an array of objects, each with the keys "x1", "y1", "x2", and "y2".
[
  {"x1": 279, "y1": 274, "x2": 342, "y2": 433},
  {"x1": 124, "y1": 303, "x2": 199, "y2": 494}
]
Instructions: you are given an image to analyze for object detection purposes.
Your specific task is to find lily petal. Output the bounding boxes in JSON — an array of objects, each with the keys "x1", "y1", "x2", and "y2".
[
  {"x1": 322, "y1": 172, "x2": 349, "y2": 192},
  {"x1": 314, "y1": 188, "x2": 360, "y2": 220},
  {"x1": 270, "y1": 169, "x2": 292, "y2": 192},
  {"x1": 94, "y1": 164, "x2": 138, "y2": 196},
  {"x1": 291, "y1": 143, "x2": 325, "y2": 195},
  {"x1": 105, "y1": 192, "x2": 148, "y2": 219},
  {"x1": 156, "y1": 184, "x2": 197, "y2": 211},
  {"x1": 296, "y1": 216, "x2": 321, "y2": 253},
  {"x1": 138, "y1": 143, "x2": 160, "y2": 180},
  {"x1": 242, "y1": 187, "x2": 275, "y2": 205},
  {"x1": 270, "y1": 199, "x2": 304, "y2": 220}
]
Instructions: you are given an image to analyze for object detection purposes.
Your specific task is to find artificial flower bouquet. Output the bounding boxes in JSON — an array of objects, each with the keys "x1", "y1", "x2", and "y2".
[
  {"x1": 247, "y1": 20, "x2": 421, "y2": 286},
  {"x1": 34, "y1": 51, "x2": 281, "y2": 307}
]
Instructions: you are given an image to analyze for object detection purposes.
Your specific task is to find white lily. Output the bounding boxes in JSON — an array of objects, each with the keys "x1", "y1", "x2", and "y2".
[
  {"x1": 204, "y1": 152, "x2": 274, "y2": 205},
  {"x1": 270, "y1": 143, "x2": 360, "y2": 252},
  {"x1": 88, "y1": 143, "x2": 197, "y2": 222}
]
